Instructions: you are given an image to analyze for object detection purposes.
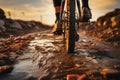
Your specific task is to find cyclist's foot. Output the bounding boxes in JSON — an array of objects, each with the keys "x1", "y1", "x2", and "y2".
[
  {"x1": 75, "y1": 32, "x2": 79, "y2": 41},
  {"x1": 82, "y1": 7, "x2": 92, "y2": 22},
  {"x1": 52, "y1": 20, "x2": 62, "y2": 35}
]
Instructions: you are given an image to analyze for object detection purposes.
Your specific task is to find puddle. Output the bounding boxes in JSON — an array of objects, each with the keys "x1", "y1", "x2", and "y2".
[
  {"x1": 30, "y1": 39, "x2": 54, "y2": 47},
  {"x1": 0, "y1": 37, "x2": 57, "y2": 80},
  {"x1": 75, "y1": 49, "x2": 98, "y2": 64},
  {"x1": 0, "y1": 59, "x2": 39, "y2": 80}
]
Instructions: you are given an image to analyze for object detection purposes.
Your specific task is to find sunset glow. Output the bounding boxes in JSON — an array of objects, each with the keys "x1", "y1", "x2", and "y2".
[{"x1": 0, "y1": 0, "x2": 120, "y2": 25}]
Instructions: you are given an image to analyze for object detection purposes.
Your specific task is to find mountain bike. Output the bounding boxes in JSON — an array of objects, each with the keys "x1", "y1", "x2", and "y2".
[{"x1": 60, "y1": 0, "x2": 82, "y2": 53}]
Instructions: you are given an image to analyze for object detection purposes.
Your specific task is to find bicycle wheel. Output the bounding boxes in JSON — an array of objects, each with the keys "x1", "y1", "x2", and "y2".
[{"x1": 65, "y1": 0, "x2": 76, "y2": 53}]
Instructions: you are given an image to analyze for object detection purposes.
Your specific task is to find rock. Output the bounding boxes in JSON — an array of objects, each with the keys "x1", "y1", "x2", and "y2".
[
  {"x1": 35, "y1": 26, "x2": 39, "y2": 29},
  {"x1": 0, "y1": 53, "x2": 8, "y2": 61},
  {"x1": 0, "y1": 30, "x2": 2, "y2": 33},
  {"x1": 0, "y1": 8, "x2": 6, "y2": 19},
  {"x1": 0, "y1": 20, "x2": 4, "y2": 26},
  {"x1": 67, "y1": 74, "x2": 79, "y2": 80},
  {"x1": 0, "y1": 60, "x2": 6, "y2": 66},
  {"x1": 0, "y1": 20, "x2": 6, "y2": 32},
  {"x1": 97, "y1": 8, "x2": 120, "y2": 28},
  {"x1": 101, "y1": 68, "x2": 120, "y2": 79},
  {"x1": 114, "y1": 8, "x2": 120, "y2": 15},
  {"x1": 10, "y1": 21, "x2": 23, "y2": 29},
  {"x1": 0, "y1": 65, "x2": 14, "y2": 74},
  {"x1": 93, "y1": 8, "x2": 120, "y2": 42},
  {"x1": 97, "y1": 16, "x2": 106, "y2": 27},
  {"x1": 111, "y1": 15, "x2": 120, "y2": 27},
  {"x1": 0, "y1": 53, "x2": 14, "y2": 65},
  {"x1": 9, "y1": 52, "x2": 18, "y2": 60},
  {"x1": 27, "y1": 24, "x2": 32, "y2": 28},
  {"x1": 0, "y1": 25, "x2": 6, "y2": 32},
  {"x1": 18, "y1": 21, "x2": 28, "y2": 29}
]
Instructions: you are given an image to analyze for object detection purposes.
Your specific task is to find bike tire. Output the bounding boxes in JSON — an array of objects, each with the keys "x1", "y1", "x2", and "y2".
[{"x1": 66, "y1": 0, "x2": 76, "y2": 53}]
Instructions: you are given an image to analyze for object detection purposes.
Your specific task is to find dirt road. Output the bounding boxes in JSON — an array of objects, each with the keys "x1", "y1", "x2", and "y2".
[{"x1": 0, "y1": 30, "x2": 120, "y2": 80}]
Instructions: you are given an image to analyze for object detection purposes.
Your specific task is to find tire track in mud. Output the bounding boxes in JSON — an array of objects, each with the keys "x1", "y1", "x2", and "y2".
[
  {"x1": 0, "y1": 30, "x2": 120, "y2": 80},
  {"x1": 30, "y1": 31, "x2": 120, "y2": 79}
]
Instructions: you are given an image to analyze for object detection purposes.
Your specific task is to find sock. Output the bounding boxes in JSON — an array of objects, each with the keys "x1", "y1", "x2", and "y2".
[{"x1": 55, "y1": 13, "x2": 60, "y2": 21}]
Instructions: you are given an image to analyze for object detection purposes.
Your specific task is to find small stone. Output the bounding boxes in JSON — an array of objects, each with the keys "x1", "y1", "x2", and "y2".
[
  {"x1": 92, "y1": 56, "x2": 96, "y2": 59},
  {"x1": 113, "y1": 42, "x2": 118, "y2": 47},
  {"x1": 67, "y1": 74, "x2": 79, "y2": 80},
  {"x1": 75, "y1": 64, "x2": 80, "y2": 67},
  {"x1": 101, "y1": 68, "x2": 120, "y2": 79},
  {"x1": 0, "y1": 65, "x2": 14, "y2": 74},
  {"x1": 10, "y1": 21, "x2": 23, "y2": 29},
  {"x1": 113, "y1": 65, "x2": 120, "y2": 69},
  {"x1": 0, "y1": 60, "x2": 6, "y2": 66}
]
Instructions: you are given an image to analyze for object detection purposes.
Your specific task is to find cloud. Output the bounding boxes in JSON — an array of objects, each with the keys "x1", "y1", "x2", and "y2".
[
  {"x1": 0, "y1": 0, "x2": 120, "y2": 24},
  {"x1": 0, "y1": 0, "x2": 55, "y2": 24},
  {"x1": 90, "y1": 0, "x2": 117, "y2": 9},
  {"x1": 0, "y1": 0, "x2": 53, "y2": 15},
  {"x1": 89, "y1": 0, "x2": 120, "y2": 20}
]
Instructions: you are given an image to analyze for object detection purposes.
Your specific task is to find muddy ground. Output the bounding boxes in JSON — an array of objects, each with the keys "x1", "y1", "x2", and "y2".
[
  {"x1": 0, "y1": 29, "x2": 120, "y2": 80},
  {"x1": 0, "y1": 8, "x2": 120, "y2": 80},
  {"x1": 31, "y1": 30, "x2": 120, "y2": 80}
]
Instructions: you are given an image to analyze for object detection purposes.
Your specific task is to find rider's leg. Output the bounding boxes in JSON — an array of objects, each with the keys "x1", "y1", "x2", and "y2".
[
  {"x1": 53, "y1": 0, "x2": 62, "y2": 21},
  {"x1": 82, "y1": 0, "x2": 92, "y2": 21},
  {"x1": 82, "y1": 0, "x2": 90, "y2": 9},
  {"x1": 52, "y1": 0, "x2": 62, "y2": 35}
]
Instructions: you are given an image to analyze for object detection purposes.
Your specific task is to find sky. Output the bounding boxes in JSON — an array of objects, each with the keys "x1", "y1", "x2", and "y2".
[{"x1": 0, "y1": 0, "x2": 120, "y2": 25}]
